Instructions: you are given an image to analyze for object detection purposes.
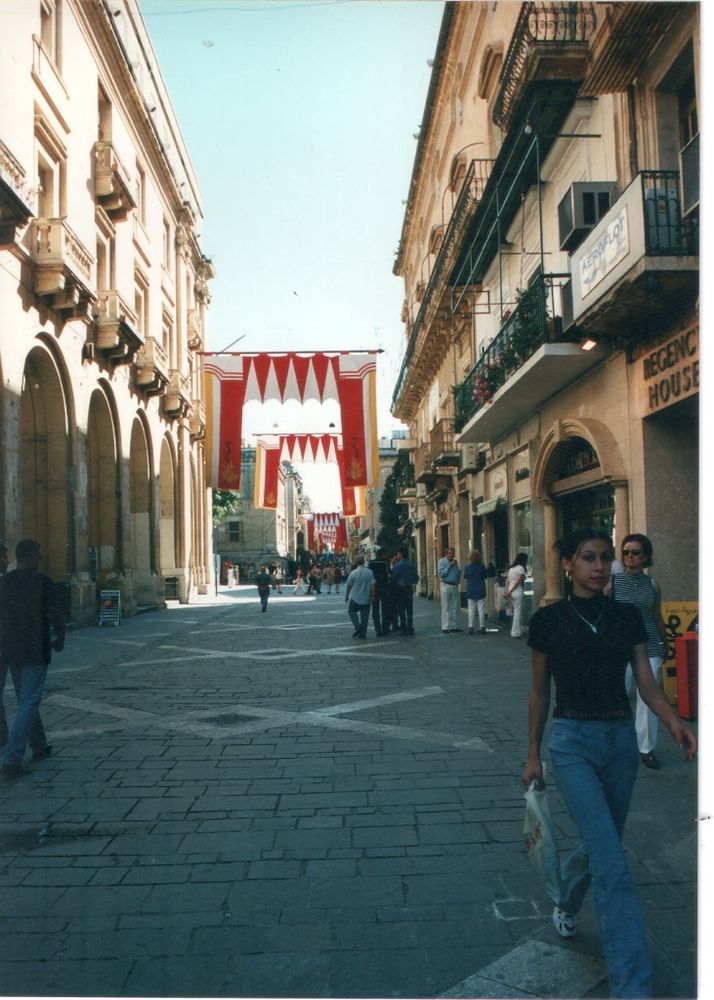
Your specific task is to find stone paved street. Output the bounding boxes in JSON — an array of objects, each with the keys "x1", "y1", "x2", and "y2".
[{"x1": 0, "y1": 587, "x2": 698, "y2": 998}]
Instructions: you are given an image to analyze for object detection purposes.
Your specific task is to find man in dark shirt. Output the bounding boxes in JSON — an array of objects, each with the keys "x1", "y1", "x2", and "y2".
[
  {"x1": 0, "y1": 539, "x2": 65, "y2": 778},
  {"x1": 390, "y1": 547, "x2": 420, "y2": 635},
  {"x1": 368, "y1": 548, "x2": 393, "y2": 636}
]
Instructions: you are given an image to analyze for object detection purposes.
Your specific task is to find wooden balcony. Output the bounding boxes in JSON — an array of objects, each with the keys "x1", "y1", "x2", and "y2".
[
  {"x1": 94, "y1": 141, "x2": 136, "y2": 221},
  {"x1": 413, "y1": 442, "x2": 433, "y2": 483},
  {"x1": 430, "y1": 418, "x2": 459, "y2": 467},
  {"x1": 30, "y1": 217, "x2": 95, "y2": 321},
  {"x1": 94, "y1": 290, "x2": 143, "y2": 364},
  {"x1": 134, "y1": 336, "x2": 170, "y2": 396}
]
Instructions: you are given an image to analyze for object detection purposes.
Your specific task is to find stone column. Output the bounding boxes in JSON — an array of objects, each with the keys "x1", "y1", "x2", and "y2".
[
  {"x1": 614, "y1": 482, "x2": 630, "y2": 551},
  {"x1": 541, "y1": 498, "x2": 562, "y2": 605}
]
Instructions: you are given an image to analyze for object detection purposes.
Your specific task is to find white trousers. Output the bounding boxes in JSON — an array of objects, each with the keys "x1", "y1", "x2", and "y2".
[
  {"x1": 510, "y1": 590, "x2": 523, "y2": 637},
  {"x1": 467, "y1": 598, "x2": 486, "y2": 629},
  {"x1": 625, "y1": 655, "x2": 664, "y2": 753},
  {"x1": 440, "y1": 583, "x2": 459, "y2": 630}
]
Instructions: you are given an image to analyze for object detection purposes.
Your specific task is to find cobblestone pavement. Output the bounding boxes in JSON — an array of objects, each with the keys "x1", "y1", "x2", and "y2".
[{"x1": 0, "y1": 587, "x2": 699, "y2": 998}]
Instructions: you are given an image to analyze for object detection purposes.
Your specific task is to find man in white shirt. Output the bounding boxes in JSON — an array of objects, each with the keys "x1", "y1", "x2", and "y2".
[
  {"x1": 344, "y1": 556, "x2": 376, "y2": 639},
  {"x1": 438, "y1": 546, "x2": 462, "y2": 633}
]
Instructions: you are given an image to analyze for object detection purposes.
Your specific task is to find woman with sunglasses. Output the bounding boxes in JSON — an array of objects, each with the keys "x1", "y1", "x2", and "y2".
[
  {"x1": 610, "y1": 534, "x2": 668, "y2": 770},
  {"x1": 522, "y1": 527, "x2": 696, "y2": 998}
]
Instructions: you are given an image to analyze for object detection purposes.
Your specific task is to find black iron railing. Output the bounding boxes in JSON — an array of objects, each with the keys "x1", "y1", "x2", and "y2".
[
  {"x1": 453, "y1": 273, "x2": 569, "y2": 432},
  {"x1": 392, "y1": 158, "x2": 495, "y2": 411},
  {"x1": 641, "y1": 171, "x2": 698, "y2": 256},
  {"x1": 493, "y1": 2, "x2": 597, "y2": 129}
]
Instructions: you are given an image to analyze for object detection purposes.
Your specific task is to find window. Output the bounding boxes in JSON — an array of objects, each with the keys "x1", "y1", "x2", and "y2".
[
  {"x1": 135, "y1": 162, "x2": 146, "y2": 225},
  {"x1": 162, "y1": 217, "x2": 171, "y2": 269},
  {"x1": 135, "y1": 270, "x2": 149, "y2": 336},
  {"x1": 228, "y1": 521, "x2": 242, "y2": 542},
  {"x1": 40, "y1": 0, "x2": 62, "y2": 69},
  {"x1": 98, "y1": 86, "x2": 112, "y2": 141}
]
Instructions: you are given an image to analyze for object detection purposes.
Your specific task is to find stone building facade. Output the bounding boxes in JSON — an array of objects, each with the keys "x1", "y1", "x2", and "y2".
[
  {"x1": 392, "y1": 1, "x2": 699, "y2": 612},
  {"x1": 0, "y1": 0, "x2": 213, "y2": 621}
]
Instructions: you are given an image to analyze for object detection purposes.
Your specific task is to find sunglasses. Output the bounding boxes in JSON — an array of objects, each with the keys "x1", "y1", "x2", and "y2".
[{"x1": 622, "y1": 549, "x2": 643, "y2": 556}]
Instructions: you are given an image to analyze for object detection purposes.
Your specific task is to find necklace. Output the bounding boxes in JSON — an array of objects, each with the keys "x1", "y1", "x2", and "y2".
[{"x1": 568, "y1": 596, "x2": 605, "y2": 635}]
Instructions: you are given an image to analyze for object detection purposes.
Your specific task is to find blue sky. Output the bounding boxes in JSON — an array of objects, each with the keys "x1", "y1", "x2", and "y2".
[{"x1": 140, "y1": 0, "x2": 444, "y2": 508}]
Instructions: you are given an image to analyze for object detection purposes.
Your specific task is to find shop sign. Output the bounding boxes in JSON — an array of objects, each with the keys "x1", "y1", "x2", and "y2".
[
  {"x1": 579, "y1": 207, "x2": 629, "y2": 299},
  {"x1": 560, "y1": 444, "x2": 599, "y2": 479},
  {"x1": 641, "y1": 328, "x2": 698, "y2": 412}
]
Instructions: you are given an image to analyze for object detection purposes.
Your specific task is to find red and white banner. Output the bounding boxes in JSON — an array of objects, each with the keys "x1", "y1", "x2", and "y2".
[
  {"x1": 203, "y1": 352, "x2": 379, "y2": 488},
  {"x1": 253, "y1": 436, "x2": 282, "y2": 509},
  {"x1": 306, "y1": 513, "x2": 347, "y2": 553}
]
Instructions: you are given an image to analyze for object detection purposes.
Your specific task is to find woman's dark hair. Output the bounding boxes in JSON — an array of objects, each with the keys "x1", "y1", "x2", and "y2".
[
  {"x1": 621, "y1": 533, "x2": 653, "y2": 567},
  {"x1": 509, "y1": 552, "x2": 529, "y2": 570},
  {"x1": 556, "y1": 528, "x2": 613, "y2": 561}
]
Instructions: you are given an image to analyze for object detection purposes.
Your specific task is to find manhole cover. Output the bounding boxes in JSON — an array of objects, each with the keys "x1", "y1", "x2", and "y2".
[{"x1": 202, "y1": 713, "x2": 256, "y2": 727}]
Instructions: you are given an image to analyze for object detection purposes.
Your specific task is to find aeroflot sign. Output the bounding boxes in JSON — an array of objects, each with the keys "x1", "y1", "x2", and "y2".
[{"x1": 640, "y1": 328, "x2": 699, "y2": 412}]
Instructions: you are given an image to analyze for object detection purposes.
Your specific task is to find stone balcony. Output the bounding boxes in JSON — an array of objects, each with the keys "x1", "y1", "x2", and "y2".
[
  {"x1": 133, "y1": 336, "x2": 170, "y2": 397},
  {"x1": 94, "y1": 141, "x2": 136, "y2": 221},
  {"x1": 29, "y1": 217, "x2": 95, "y2": 321},
  {"x1": 189, "y1": 399, "x2": 207, "y2": 439},
  {"x1": 94, "y1": 290, "x2": 143, "y2": 364},
  {"x1": 186, "y1": 308, "x2": 204, "y2": 350},
  {"x1": 163, "y1": 369, "x2": 193, "y2": 419}
]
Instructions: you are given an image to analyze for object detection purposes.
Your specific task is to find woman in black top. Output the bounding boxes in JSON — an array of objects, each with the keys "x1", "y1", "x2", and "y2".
[{"x1": 521, "y1": 528, "x2": 695, "y2": 999}]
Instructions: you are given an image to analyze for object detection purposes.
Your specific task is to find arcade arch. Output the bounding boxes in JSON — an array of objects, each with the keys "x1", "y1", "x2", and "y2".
[
  {"x1": 532, "y1": 418, "x2": 629, "y2": 603},
  {"x1": 129, "y1": 414, "x2": 154, "y2": 604},
  {"x1": 20, "y1": 345, "x2": 73, "y2": 581},
  {"x1": 159, "y1": 436, "x2": 177, "y2": 577},
  {"x1": 87, "y1": 387, "x2": 121, "y2": 585}
]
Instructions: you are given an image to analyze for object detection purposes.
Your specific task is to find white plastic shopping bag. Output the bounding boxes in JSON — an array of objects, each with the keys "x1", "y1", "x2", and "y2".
[{"x1": 523, "y1": 779, "x2": 563, "y2": 904}]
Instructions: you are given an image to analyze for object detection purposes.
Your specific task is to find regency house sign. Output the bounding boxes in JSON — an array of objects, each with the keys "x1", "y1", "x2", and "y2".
[{"x1": 639, "y1": 327, "x2": 699, "y2": 413}]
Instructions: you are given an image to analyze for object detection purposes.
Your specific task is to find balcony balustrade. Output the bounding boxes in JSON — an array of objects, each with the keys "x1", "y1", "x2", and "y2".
[
  {"x1": 94, "y1": 141, "x2": 136, "y2": 220},
  {"x1": 454, "y1": 273, "x2": 605, "y2": 444},
  {"x1": 134, "y1": 336, "x2": 170, "y2": 396},
  {"x1": 94, "y1": 289, "x2": 143, "y2": 364},
  {"x1": 30, "y1": 217, "x2": 95, "y2": 320},
  {"x1": 570, "y1": 170, "x2": 698, "y2": 336}
]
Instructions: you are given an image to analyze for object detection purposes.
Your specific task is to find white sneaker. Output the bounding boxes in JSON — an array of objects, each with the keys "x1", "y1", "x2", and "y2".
[{"x1": 552, "y1": 906, "x2": 578, "y2": 938}]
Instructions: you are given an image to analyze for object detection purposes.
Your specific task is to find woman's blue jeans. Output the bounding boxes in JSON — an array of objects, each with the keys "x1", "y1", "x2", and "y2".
[{"x1": 548, "y1": 718, "x2": 652, "y2": 999}]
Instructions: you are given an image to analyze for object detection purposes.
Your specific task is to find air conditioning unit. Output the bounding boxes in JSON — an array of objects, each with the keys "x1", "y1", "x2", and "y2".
[{"x1": 558, "y1": 182, "x2": 618, "y2": 252}]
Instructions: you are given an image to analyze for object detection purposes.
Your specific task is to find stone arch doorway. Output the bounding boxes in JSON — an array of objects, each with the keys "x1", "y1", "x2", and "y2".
[
  {"x1": 129, "y1": 415, "x2": 155, "y2": 606},
  {"x1": 20, "y1": 345, "x2": 73, "y2": 581},
  {"x1": 159, "y1": 436, "x2": 177, "y2": 582},
  {"x1": 87, "y1": 387, "x2": 121, "y2": 588},
  {"x1": 532, "y1": 418, "x2": 629, "y2": 603}
]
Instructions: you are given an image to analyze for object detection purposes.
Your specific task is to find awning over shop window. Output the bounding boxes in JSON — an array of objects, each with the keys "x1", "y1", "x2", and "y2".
[{"x1": 476, "y1": 496, "x2": 506, "y2": 516}]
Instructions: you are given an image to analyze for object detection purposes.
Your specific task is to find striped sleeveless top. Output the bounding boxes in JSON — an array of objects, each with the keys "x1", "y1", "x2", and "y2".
[{"x1": 611, "y1": 572, "x2": 666, "y2": 658}]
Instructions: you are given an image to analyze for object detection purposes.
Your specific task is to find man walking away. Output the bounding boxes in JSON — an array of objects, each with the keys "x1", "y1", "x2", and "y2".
[
  {"x1": 368, "y1": 548, "x2": 392, "y2": 636},
  {"x1": 0, "y1": 539, "x2": 64, "y2": 779},
  {"x1": 256, "y1": 565, "x2": 271, "y2": 612},
  {"x1": 391, "y1": 547, "x2": 419, "y2": 635},
  {"x1": 344, "y1": 556, "x2": 376, "y2": 639},
  {"x1": 438, "y1": 546, "x2": 462, "y2": 633}
]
